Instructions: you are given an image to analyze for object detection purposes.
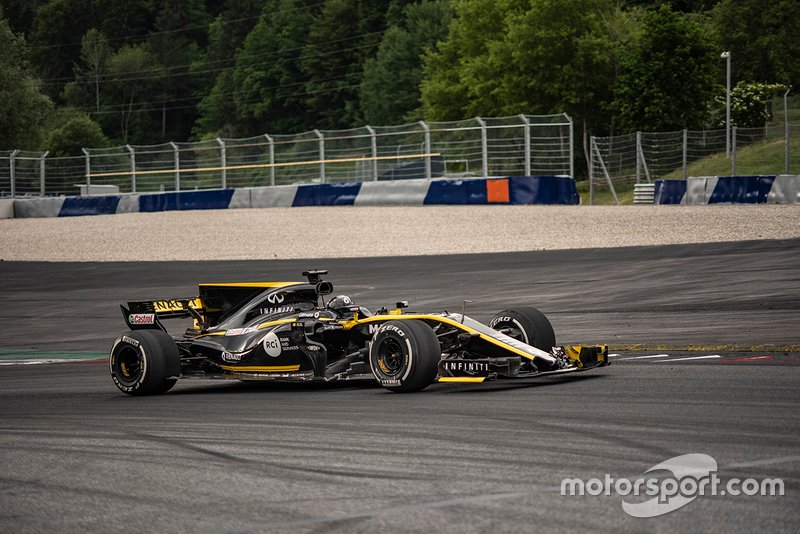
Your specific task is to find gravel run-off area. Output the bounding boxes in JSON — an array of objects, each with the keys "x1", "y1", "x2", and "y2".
[{"x1": 1, "y1": 204, "x2": 798, "y2": 261}]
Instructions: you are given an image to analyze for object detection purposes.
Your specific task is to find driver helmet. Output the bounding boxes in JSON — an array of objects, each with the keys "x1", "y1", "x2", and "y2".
[{"x1": 327, "y1": 295, "x2": 355, "y2": 315}]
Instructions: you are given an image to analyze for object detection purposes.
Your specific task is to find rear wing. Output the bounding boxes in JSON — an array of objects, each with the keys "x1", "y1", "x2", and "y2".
[{"x1": 121, "y1": 298, "x2": 203, "y2": 330}]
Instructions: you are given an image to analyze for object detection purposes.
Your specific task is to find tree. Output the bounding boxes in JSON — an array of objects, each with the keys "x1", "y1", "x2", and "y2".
[
  {"x1": 105, "y1": 43, "x2": 159, "y2": 143},
  {"x1": 28, "y1": 0, "x2": 98, "y2": 100},
  {"x1": 148, "y1": 0, "x2": 209, "y2": 140},
  {"x1": 231, "y1": 0, "x2": 318, "y2": 135},
  {"x1": 0, "y1": 11, "x2": 53, "y2": 150},
  {"x1": 64, "y1": 29, "x2": 112, "y2": 113},
  {"x1": 501, "y1": 0, "x2": 630, "y2": 133},
  {"x1": 46, "y1": 114, "x2": 108, "y2": 157},
  {"x1": 193, "y1": 0, "x2": 263, "y2": 138},
  {"x1": 420, "y1": 0, "x2": 526, "y2": 121},
  {"x1": 712, "y1": 0, "x2": 800, "y2": 88},
  {"x1": 419, "y1": 0, "x2": 629, "y2": 135},
  {"x1": 614, "y1": 5, "x2": 717, "y2": 132},
  {"x1": 300, "y1": 0, "x2": 395, "y2": 128},
  {"x1": 711, "y1": 81, "x2": 788, "y2": 128},
  {"x1": 359, "y1": 0, "x2": 453, "y2": 124}
]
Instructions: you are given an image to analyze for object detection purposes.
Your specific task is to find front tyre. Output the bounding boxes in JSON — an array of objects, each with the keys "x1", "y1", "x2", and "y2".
[
  {"x1": 369, "y1": 320, "x2": 440, "y2": 393},
  {"x1": 489, "y1": 307, "x2": 556, "y2": 352},
  {"x1": 110, "y1": 330, "x2": 180, "y2": 396}
]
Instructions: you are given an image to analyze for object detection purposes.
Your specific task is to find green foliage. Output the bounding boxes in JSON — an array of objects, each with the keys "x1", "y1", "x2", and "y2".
[
  {"x1": 28, "y1": 0, "x2": 96, "y2": 99},
  {"x1": 300, "y1": 0, "x2": 393, "y2": 129},
  {"x1": 712, "y1": 0, "x2": 800, "y2": 88},
  {"x1": 105, "y1": 43, "x2": 159, "y2": 143},
  {"x1": 231, "y1": 0, "x2": 316, "y2": 135},
  {"x1": 359, "y1": 0, "x2": 453, "y2": 124},
  {"x1": 614, "y1": 5, "x2": 717, "y2": 132},
  {"x1": 46, "y1": 114, "x2": 108, "y2": 157},
  {"x1": 192, "y1": 0, "x2": 262, "y2": 138},
  {"x1": 420, "y1": 0, "x2": 630, "y2": 134},
  {"x1": 420, "y1": 0, "x2": 527, "y2": 121},
  {"x1": 712, "y1": 82, "x2": 789, "y2": 128},
  {"x1": 0, "y1": 12, "x2": 53, "y2": 150}
]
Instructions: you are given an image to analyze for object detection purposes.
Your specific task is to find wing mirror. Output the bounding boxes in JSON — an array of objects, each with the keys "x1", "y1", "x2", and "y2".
[{"x1": 316, "y1": 281, "x2": 333, "y2": 296}]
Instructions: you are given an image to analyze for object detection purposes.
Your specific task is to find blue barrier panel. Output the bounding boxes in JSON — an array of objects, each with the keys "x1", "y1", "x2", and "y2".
[
  {"x1": 424, "y1": 179, "x2": 468, "y2": 205},
  {"x1": 654, "y1": 180, "x2": 687, "y2": 204},
  {"x1": 509, "y1": 176, "x2": 548, "y2": 204},
  {"x1": 708, "y1": 176, "x2": 761, "y2": 204},
  {"x1": 292, "y1": 183, "x2": 362, "y2": 207},
  {"x1": 466, "y1": 179, "x2": 488, "y2": 204},
  {"x1": 554, "y1": 177, "x2": 580, "y2": 204},
  {"x1": 139, "y1": 189, "x2": 235, "y2": 212},
  {"x1": 757, "y1": 175, "x2": 777, "y2": 203},
  {"x1": 59, "y1": 195, "x2": 122, "y2": 217}
]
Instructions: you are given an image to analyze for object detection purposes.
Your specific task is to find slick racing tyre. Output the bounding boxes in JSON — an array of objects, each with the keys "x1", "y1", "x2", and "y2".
[
  {"x1": 110, "y1": 330, "x2": 180, "y2": 396},
  {"x1": 369, "y1": 320, "x2": 440, "y2": 393},
  {"x1": 489, "y1": 307, "x2": 556, "y2": 352}
]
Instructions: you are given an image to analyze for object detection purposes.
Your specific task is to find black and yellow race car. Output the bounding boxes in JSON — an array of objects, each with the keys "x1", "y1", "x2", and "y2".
[{"x1": 110, "y1": 270, "x2": 608, "y2": 395}]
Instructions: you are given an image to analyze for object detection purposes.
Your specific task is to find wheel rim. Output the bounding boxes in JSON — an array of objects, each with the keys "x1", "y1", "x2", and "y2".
[
  {"x1": 497, "y1": 320, "x2": 528, "y2": 344},
  {"x1": 114, "y1": 346, "x2": 142, "y2": 385},
  {"x1": 376, "y1": 338, "x2": 404, "y2": 377}
]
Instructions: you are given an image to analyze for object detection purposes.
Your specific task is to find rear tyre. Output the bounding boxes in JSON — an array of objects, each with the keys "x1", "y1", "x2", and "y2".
[
  {"x1": 369, "y1": 320, "x2": 440, "y2": 393},
  {"x1": 489, "y1": 307, "x2": 556, "y2": 352},
  {"x1": 110, "y1": 330, "x2": 180, "y2": 396}
]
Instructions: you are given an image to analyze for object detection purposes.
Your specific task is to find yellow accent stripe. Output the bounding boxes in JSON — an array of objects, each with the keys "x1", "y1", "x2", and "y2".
[
  {"x1": 438, "y1": 376, "x2": 486, "y2": 383},
  {"x1": 343, "y1": 314, "x2": 537, "y2": 361},
  {"x1": 88, "y1": 152, "x2": 442, "y2": 178},
  {"x1": 198, "y1": 282, "x2": 300, "y2": 288},
  {"x1": 219, "y1": 365, "x2": 300, "y2": 372}
]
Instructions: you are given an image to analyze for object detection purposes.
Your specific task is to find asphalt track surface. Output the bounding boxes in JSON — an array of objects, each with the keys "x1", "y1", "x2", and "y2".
[{"x1": 1, "y1": 239, "x2": 799, "y2": 533}]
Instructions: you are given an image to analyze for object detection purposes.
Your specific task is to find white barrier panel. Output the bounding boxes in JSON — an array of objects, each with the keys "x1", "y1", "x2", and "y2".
[
  {"x1": 116, "y1": 195, "x2": 140, "y2": 214},
  {"x1": 768, "y1": 175, "x2": 800, "y2": 204},
  {"x1": 249, "y1": 185, "x2": 298, "y2": 208},
  {"x1": 229, "y1": 188, "x2": 252, "y2": 209},
  {"x1": 13, "y1": 197, "x2": 66, "y2": 218},
  {"x1": 0, "y1": 199, "x2": 14, "y2": 219},
  {"x1": 354, "y1": 179, "x2": 430, "y2": 206}
]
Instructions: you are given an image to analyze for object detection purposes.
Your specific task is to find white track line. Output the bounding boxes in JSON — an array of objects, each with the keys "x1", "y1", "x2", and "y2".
[
  {"x1": 616, "y1": 354, "x2": 671, "y2": 361},
  {"x1": 652, "y1": 355, "x2": 721, "y2": 362}
]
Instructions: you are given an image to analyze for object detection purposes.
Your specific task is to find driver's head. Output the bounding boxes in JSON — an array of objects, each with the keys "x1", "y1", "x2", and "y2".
[{"x1": 327, "y1": 295, "x2": 355, "y2": 315}]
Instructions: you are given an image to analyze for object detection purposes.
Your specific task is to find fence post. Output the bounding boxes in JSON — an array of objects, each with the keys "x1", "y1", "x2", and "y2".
[
  {"x1": 519, "y1": 114, "x2": 531, "y2": 176},
  {"x1": 126, "y1": 144, "x2": 136, "y2": 193},
  {"x1": 314, "y1": 129, "x2": 325, "y2": 182},
  {"x1": 9, "y1": 149, "x2": 19, "y2": 198},
  {"x1": 635, "y1": 131, "x2": 642, "y2": 184},
  {"x1": 40, "y1": 151, "x2": 48, "y2": 196},
  {"x1": 731, "y1": 126, "x2": 737, "y2": 176},
  {"x1": 169, "y1": 141, "x2": 180, "y2": 191},
  {"x1": 82, "y1": 147, "x2": 90, "y2": 193},
  {"x1": 476, "y1": 117, "x2": 488, "y2": 178},
  {"x1": 418, "y1": 121, "x2": 431, "y2": 180},
  {"x1": 785, "y1": 88, "x2": 791, "y2": 174},
  {"x1": 592, "y1": 137, "x2": 620, "y2": 205},
  {"x1": 682, "y1": 129, "x2": 688, "y2": 181},
  {"x1": 567, "y1": 114, "x2": 574, "y2": 179},
  {"x1": 588, "y1": 136, "x2": 594, "y2": 206},
  {"x1": 264, "y1": 134, "x2": 275, "y2": 186},
  {"x1": 216, "y1": 137, "x2": 226, "y2": 189},
  {"x1": 366, "y1": 125, "x2": 378, "y2": 181}
]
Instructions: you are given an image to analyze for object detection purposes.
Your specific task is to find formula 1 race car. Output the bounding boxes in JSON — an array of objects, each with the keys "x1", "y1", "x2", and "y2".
[{"x1": 110, "y1": 270, "x2": 608, "y2": 395}]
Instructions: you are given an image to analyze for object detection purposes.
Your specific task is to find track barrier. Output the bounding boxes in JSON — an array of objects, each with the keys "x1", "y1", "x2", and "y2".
[{"x1": 10, "y1": 176, "x2": 579, "y2": 218}]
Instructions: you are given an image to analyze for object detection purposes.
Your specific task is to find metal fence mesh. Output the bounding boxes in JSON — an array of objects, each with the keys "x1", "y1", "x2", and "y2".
[
  {"x1": 589, "y1": 124, "x2": 799, "y2": 204},
  {"x1": 1, "y1": 114, "x2": 573, "y2": 198}
]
